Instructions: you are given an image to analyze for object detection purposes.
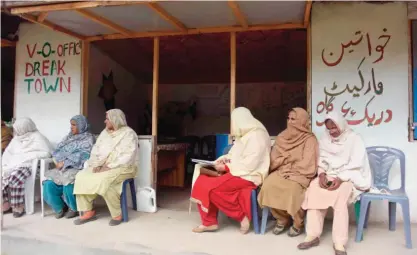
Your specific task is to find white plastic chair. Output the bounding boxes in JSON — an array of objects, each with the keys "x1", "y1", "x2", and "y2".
[
  {"x1": 24, "y1": 158, "x2": 41, "y2": 215},
  {"x1": 40, "y1": 158, "x2": 54, "y2": 217}
]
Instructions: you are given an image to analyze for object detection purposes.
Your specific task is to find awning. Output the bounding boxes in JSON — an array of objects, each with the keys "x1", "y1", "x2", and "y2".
[{"x1": 4, "y1": 1, "x2": 312, "y2": 41}]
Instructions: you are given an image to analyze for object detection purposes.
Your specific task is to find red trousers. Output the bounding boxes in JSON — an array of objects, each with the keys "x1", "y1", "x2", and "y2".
[{"x1": 193, "y1": 174, "x2": 256, "y2": 226}]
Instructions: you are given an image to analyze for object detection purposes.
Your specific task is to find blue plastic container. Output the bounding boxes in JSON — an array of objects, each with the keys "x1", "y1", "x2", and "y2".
[{"x1": 215, "y1": 134, "x2": 229, "y2": 158}]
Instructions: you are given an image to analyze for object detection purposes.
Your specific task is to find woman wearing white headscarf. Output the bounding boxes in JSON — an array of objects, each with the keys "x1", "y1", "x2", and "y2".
[
  {"x1": 2, "y1": 118, "x2": 52, "y2": 217},
  {"x1": 73, "y1": 109, "x2": 138, "y2": 226},
  {"x1": 190, "y1": 107, "x2": 271, "y2": 234},
  {"x1": 298, "y1": 112, "x2": 372, "y2": 255}
]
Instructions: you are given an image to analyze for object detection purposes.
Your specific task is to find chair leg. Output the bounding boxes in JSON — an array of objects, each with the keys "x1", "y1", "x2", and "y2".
[
  {"x1": 129, "y1": 180, "x2": 137, "y2": 211},
  {"x1": 250, "y1": 190, "x2": 260, "y2": 234},
  {"x1": 40, "y1": 180, "x2": 44, "y2": 218},
  {"x1": 399, "y1": 200, "x2": 413, "y2": 249},
  {"x1": 260, "y1": 207, "x2": 269, "y2": 235},
  {"x1": 364, "y1": 202, "x2": 371, "y2": 229},
  {"x1": 355, "y1": 199, "x2": 370, "y2": 243},
  {"x1": 121, "y1": 182, "x2": 128, "y2": 222},
  {"x1": 389, "y1": 202, "x2": 397, "y2": 231}
]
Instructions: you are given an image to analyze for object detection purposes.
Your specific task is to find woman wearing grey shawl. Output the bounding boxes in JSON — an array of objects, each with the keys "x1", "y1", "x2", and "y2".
[{"x1": 43, "y1": 115, "x2": 95, "y2": 219}]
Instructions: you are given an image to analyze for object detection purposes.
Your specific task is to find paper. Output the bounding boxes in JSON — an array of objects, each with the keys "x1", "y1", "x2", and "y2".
[{"x1": 191, "y1": 159, "x2": 216, "y2": 166}]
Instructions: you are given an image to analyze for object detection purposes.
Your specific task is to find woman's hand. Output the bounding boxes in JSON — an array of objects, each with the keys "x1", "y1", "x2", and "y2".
[
  {"x1": 327, "y1": 178, "x2": 342, "y2": 191},
  {"x1": 214, "y1": 163, "x2": 226, "y2": 173},
  {"x1": 216, "y1": 158, "x2": 230, "y2": 164},
  {"x1": 318, "y1": 173, "x2": 328, "y2": 189},
  {"x1": 92, "y1": 166, "x2": 102, "y2": 173}
]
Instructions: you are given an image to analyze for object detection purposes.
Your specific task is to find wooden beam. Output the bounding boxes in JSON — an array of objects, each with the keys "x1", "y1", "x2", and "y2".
[
  {"x1": 1, "y1": 39, "x2": 16, "y2": 47},
  {"x1": 75, "y1": 9, "x2": 133, "y2": 36},
  {"x1": 152, "y1": 37, "x2": 160, "y2": 137},
  {"x1": 10, "y1": 1, "x2": 144, "y2": 14},
  {"x1": 146, "y1": 2, "x2": 187, "y2": 32},
  {"x1": 230, "y1": 32, "x2": 236, "y2": 132},
  {"x1": 19, "y1": 13, "x2": 86, "y2": 40},
  {"x1": 37, "y1": 12, "x2": 48, "y2": 22},
  {"x1": 306, "y1": 23, "x2": 312, "y2": 118},
  {"x1": 228, "y1": 1, "x2": 248, "y2": 29},
  {"x1": 81, "y1": 41, "x2": 90, "y2": 117},
  {"x1": 304, "y1": 0, "x2": 312, "y2": 28},
  {"x1": 87, "y1": 22, "x2": 304, "y2": 41}
]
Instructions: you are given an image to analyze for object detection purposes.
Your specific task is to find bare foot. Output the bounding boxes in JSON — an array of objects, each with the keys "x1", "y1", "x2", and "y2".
[
  {"x1": 192, "y1": 224, "x2": 219, "y2": 233},
  {"x1": 240, "y1": 216, "x2": 250, "y2": 234}
]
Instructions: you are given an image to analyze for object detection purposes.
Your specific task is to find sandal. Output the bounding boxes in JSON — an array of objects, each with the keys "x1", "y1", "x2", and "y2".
[
  {"x1": 297, "y1": 237, "x2": 320, "y2": 250},
  {"x1": 287, "y1": 226, "x2": 303, "y2": 237},
  {"x1": 333, "y1": 245, "x2": 347, "y2": 255},
  {"x1": 240, "y1": 217, "x2": 250, "y2": 235},
  {"x1": 192, "y1": 225, "x2": 219, "y2": 233},
  {"x1": 13, "y1": 211, "x2": 25, "y2": 218},
  {"x1": 74, "y1": 210, "x2": 97, "y2": 225},
  {"x1": 2, "y1": 208, "x2": 12, "y2": 214},
  {"x1": 272, "y1": 223, "x2": 286, "y2": 235}
]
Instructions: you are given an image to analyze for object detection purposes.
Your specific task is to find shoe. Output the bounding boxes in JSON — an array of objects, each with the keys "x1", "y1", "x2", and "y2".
[
  {"x1": 287, "y1": 226, "x2": 303, "y2": 237},
  {"x1": 13, "y1": 211, "x2": 25, "y2": 218},
  {"x1": 333, "y1": 245, "x2": 347, "y2": 255},
  {"x1": 65, "y1": 209, "x2": 78, "y2": 219},
  {"x1": 2, "y1": 208, "x2": 12, "y2": 214},
  {"x1": 192, "y1": 225, "x2": 219, "y2": 233},
  {"x1": 297, "y1": 237, "x2": 320, "y2": 250},
  {"x1": 272, "y1": 223, "x2": 287, "y2": 235},
  {"x1": 73, "y1": 210, "x2": 97, "y2": 225},
  {"x1": 109, "y1": 219, "x2": 122, "y2": 226}
]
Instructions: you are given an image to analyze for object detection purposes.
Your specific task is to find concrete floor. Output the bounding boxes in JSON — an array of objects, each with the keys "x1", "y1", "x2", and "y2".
[{"x1": 1, "y1": 201, "x2": 416, "y2": 255}]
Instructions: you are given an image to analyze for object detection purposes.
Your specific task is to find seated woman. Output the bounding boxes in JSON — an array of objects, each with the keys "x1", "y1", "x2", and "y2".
[
  {"x1": 298, "y1": 112, "x2": 371, "y2": 255},
  {"x1": 1, "y1": 120, "x2": 13, "y2": 154},
  {"x1": 2, "y1": 118, "x2": 52, "y2": 217},
  {"x1": 73, "y1": 109, "x2": 138, "y2": 226},
  {"x1": 43, "y1": 115, "x2": 95, "y2": 219},
  {"x1": 258, "y1": 108, "x2": 318, "y2": 237},
  {"x1": 190, "y1": 107, "x2": 271, "y2": 234}
]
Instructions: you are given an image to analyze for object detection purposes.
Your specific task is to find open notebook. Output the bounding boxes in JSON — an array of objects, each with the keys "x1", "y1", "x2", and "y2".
[{"x1": 191, "y1": 159, "x2": 216, "y2": 167}]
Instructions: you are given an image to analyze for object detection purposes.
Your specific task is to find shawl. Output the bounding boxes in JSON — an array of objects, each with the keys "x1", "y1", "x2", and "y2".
[
  {"x1": 45, "y1": 115, "x2": 95, "y2": 185},
  {"x1": 86, "y1": 109, "x2": 138, "y2": 169},
  {"x1": 52, "y1": 115, "x2": 95, "y2": 170},
  {"x1": 319, "y1": 112, "x2": 372, "y2": 194},
  {"x1": 225, "y1": 107, "x2": 271, "y2": 185},
  {"x1": 2, "y1": 118, "x2": 52, "y2": 178},
  {"x1": 270, "y1": 108, "x2": 318, "y2": 188}
]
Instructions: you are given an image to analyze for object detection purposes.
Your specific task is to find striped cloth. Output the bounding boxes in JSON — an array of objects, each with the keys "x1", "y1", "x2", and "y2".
[{"x1": 2, "y1": 167, "x2": 31, "y2": 209}]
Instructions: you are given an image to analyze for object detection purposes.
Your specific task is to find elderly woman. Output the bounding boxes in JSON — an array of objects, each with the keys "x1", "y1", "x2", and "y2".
[
  {"x1": 43, "y1": 115, "x2": 95, "y2": 219},
  {"x1": 2, "y1": 118, "x2": 52, "y2": 217},
  {"x1": 73, "y1": 109, "x2": 138, "y2": 226},
  {"x1": 258, "y1": 108, "x2": 318, "y2": 237},
  {"x1": 191, "y1": 107, "x2": 271, "y2": 234},
  {"x1": 298, "y1": 112, "x2": 372, "y2": 255}
]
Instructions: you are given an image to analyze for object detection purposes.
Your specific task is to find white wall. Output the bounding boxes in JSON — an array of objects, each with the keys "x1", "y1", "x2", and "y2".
[
  {"x1": 87, "y1": 46, "x2": 144, "y2": 135},
  {"x1": 15, "y1": 23, "x2": 82, "y2": 145},
  {"x1": 312, "y1": 2, "x2": 417, "y2": 222}
]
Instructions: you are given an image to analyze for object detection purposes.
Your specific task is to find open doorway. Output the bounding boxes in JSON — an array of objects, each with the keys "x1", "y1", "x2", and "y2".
[{"x1": 90, "y1": 29, "x2": 307, "y2": 212}]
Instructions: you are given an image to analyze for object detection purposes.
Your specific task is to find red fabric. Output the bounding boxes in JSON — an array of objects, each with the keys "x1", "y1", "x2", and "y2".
[
  {"x1": 224, "y1": 165, "x2": 230, "y2": 172},
  {"x1": 191, "y1": 173, "x2": 256, "y2": 227}
]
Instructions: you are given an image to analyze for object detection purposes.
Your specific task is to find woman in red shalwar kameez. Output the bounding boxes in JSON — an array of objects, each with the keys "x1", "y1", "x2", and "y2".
[{"x1": 190, "y1": 107, "x2": 271, "y2": 234}]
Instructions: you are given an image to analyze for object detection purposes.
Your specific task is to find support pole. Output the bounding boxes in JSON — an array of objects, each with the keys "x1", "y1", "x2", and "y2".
[
  {"x1": 230, "y1": 32, "x2": 236, "y2": 132},
  {"x1": 151, "y1": 37, "x2": 160, "y2": 189}
]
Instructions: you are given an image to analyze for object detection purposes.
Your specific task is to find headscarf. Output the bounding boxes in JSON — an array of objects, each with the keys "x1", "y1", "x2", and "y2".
[
  {"x1": 231, "y1": 107, "x2": 267, "y2": 138},
  {"x1": 322, "y1": 111, "x2": 352, "y2": 144},
  {"x1": 274, "y1": 107, "x2": 314, "y2": 152},
  {"x1": 13, "y1": 118, "x2": 37, "y2": 137},
  {"x1": 107, "y1": 109, "x2": 127, "y2": 131},
  {"x1": 2, "y1": 118, "x2": 52, "y2": 177},
  {"x1": 318, "y1": 112, "x2": 371, "y2": 192},
  {"x1": 270, "y1": 108, "x2": 318, "y2": 186},
  {"x1": 52, "y1": 115, "x2": 95, "y2": 170},
  {"x1": 87, "y1": 109, "x2": 134, "y2": 168}
]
